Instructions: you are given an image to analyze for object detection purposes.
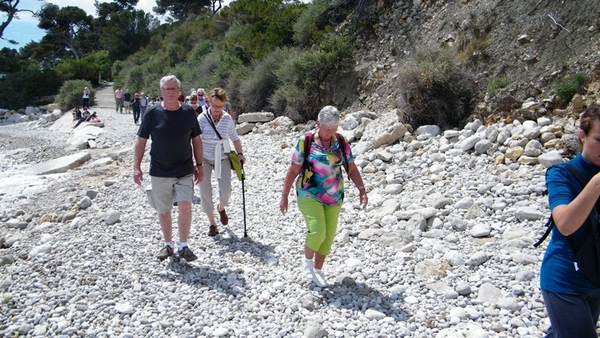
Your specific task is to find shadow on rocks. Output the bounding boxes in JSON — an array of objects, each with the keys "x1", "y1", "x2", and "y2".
[
  {"x1": 161, "y1": 257, "x2": 246, "y2": 296},
  {"x1": 215, "y1": 227, "x2": 277, "y2": 264},
  {"x1": 315, "y1": 277, "x2": 410, "y2": 320}
]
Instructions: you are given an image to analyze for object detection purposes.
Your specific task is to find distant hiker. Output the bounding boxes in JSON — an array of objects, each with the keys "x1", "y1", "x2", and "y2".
[
  {"x1": 115, "y1": 87, "x2": 124, "y2": 113},
  {"x1": 280, "y1": 106, "x2": 368, "y2": 288},
  {"x1": 133, "y1": 75, "x2": 204, "y2": 262},
  {"x1": 140, "y1": 92, "x2": 148, "y2": 120},
  {"x1": 132, "y1": 92, "x2": 141, "y2": 125},
  {"x1": 82, "y1": 87, "x2": 90, "y2": 108},
  {"x1": 123, "y1": 89, "x2": 132, "y2": 114}
]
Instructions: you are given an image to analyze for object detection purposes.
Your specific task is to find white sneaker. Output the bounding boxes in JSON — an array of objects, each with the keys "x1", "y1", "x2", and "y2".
[
  {"x1": 312, "y1": 269, "x2": 328, "y2": 288},
  {"x1": 303, "y1": 259, "x2": 314, "y2": 279}
]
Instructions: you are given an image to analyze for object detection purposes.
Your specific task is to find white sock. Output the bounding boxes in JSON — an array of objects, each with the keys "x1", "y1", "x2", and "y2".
[
  {"x1": 164, "y1": 242, "x2": 173, "y2": 248},
  {"x1": 178, "y1": 242, "x2": 188, "y2": 250}
]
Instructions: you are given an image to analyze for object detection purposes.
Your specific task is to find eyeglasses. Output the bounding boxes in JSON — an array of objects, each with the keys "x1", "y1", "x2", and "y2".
[{"x1": 161, "y1": 87, "x2": 180, "y2": 91}]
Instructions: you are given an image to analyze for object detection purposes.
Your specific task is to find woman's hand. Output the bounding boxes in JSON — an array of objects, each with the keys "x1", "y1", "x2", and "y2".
[
  {"x1": 359, "y1": 188, "x2": 368, "y2": 210},
  {"x1": 239, "y1": 153, "x2": 246, "y2": 165},
  {"x1": 280, "y1": 194, "x2": 288, "y2": 214}
]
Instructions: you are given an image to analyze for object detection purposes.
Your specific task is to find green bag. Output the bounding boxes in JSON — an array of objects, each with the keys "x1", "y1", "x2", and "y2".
[{"x1": 229, "y1": 151, "x2": 243, "y2": 181}]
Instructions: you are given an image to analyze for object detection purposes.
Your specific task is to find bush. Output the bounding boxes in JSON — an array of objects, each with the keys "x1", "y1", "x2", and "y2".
[
  {"x1": 54, "y1": 51, "x2": 112, "y2": 85},
  {"x1": 293, "y1": 0, "x2": 329, "y2": 47},
  {"x1": 238, "y1": 48, "x2": 291, "y2": 113},
  {"x1": 0, "y1": 69, "x2": 62, "y2": 110},
  {"x1": 486, "y1": 77, "x2": 507, "y2": 97},
  {"x1": 55, "y1": 79, "x2": 95, "y2": 112},
  {"x1": 397, "y1": 47, "x2": 475, "y2": 130},
  {"x1": 556, "y1": 73, "x2": 587, "y2": 107},
  {"x1": 271, "y1": 34, "x2": 353, "y2": 122}
]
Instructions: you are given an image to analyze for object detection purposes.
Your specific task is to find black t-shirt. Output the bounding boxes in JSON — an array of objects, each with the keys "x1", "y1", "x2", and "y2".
[
  {"x1": 124, "y1": 92, "x2": 131, "y2": 101},
  {"x1": 137, "y1": 104, "x2": 201, "y2": 177},
  {"x1": 132, "y1": 97, "x2": 141, "y2": 109}
]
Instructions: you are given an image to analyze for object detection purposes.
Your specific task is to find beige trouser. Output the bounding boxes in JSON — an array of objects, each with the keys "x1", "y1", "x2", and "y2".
[{"x1": 199, "y1": 157, "x2": 232, "y2": 213}]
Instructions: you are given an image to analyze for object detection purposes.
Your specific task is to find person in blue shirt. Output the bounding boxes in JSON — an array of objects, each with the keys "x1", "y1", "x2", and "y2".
[{"x1": 542, "y1": 105, "x2": 600, "y2": 337}]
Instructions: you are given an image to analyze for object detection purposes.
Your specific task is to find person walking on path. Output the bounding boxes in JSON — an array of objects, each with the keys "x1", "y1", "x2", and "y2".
[
  {"x1": 123, "y1": 89, "x2": 132, "y2": 114},
  {"x1": 279, "y1": 106, "x2": 368, "y2": 288},
  {"x1": 540, "y1": 105, "x2": 600, "y2": 337},
  {"x1": 197, "y1": 87, "x2": 245, "y2": 237},
  {"x1": 140, "y1": 92, "x2": 148, "y2": 120},
  {"x1": 132, "y1": 92, "x2": 142, "y2": 125},
  {"x1": 115, "y1": 87, "x2": 124, "y2": 113},
  {"x1": 133, "y1": 75, "x2": 204, "y2": 262},
  {"x1": 82, "y1": 87, "x2": 90, "y2": 108}
]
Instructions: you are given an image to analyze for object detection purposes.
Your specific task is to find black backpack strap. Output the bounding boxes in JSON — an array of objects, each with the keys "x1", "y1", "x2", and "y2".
[
  {"x1": 533, "y1": 217, "x2": 555, "y2": 248},
  {"x1": 302, "y1": 133, "x2": 313, "y2": 173},
  {"x1": 335, "y1": 133, "x2": 349, "y2": 177}
]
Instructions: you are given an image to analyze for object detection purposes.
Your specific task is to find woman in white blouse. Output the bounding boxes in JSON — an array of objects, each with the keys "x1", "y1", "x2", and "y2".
[{"x1": 197, "y1": 88, "x2": 245, "y2": 236}]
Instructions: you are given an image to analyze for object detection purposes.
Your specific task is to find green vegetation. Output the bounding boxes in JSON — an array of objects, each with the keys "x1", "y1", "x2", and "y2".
[
  {"x1": 0, "y1": 0, "x2": 357, "y2": 119},
  {"x1": 55, "y1": 80, "x2": 95, "y2": 112},
  {"x1": 456, "y1": 13, "x2": 491, "y2": 63},
  {"x1": 486, "y1": 77, "x2": 508, "y2": 97},
  {"x1": 0, "y1": 69, "x2": 61, "y2": 110},
  {"x1": 397, "y1": 47, "x2": 476, "y2": 129},
  {"x1": 556, "y1": 73, "x2": 587, "y2": 107}
]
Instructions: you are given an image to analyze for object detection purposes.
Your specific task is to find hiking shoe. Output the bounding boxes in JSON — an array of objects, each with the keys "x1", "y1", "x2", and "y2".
[
  {"x1": 178, "y1": 246, "x2": 198, "y2": 262},
  {"x1": 303, "y1": 259, "x2": 314, "y2": 279},
  {"x1": 217, "y1": 206, "x2": 228, "y2": 225},
  {"x1": 156, "y1": 245, "x2": 174, "y2": 261},
  {"x1": 208, "y1": 224, "x2": 219, "y2": 237},
  {"x1": 312, "y1": 269, "x2": 328, "y2": 288}
]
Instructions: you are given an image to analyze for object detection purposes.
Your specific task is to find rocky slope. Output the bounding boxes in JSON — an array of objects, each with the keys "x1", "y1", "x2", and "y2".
[{"x1": 345, "y1": 0, "x2": 600, "y2": 116}]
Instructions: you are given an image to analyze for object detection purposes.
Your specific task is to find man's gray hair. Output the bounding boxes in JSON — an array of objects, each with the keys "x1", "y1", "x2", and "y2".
[
  {"x1": 197, "y1": 87, "x2": 206, "y2": 94},
  {"x1": 160, "y1": 75, "x2": 181, "y2": 89},
  {"x1": 318, "y1": 105, "x2": 340, "y2": 126}
]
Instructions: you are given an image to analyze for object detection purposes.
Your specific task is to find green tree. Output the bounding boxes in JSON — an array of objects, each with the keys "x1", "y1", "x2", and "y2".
[
  {"x1": 96, "y1": 9, "x2": 159, "y2": 61},
  {"x1": 37, "y1": 4, "x2": 94, "y2": 60},
  {"x1": 153, "y1": 0, "x2": 212, "y2": 22},
  {"x1": 0, "y1": 0, "x2": 38, "y2": 45},
  {"x1": 0, "y1": 46, "x2": 29, "y2": 72},
  {"x1": 221, "y1": 0, "x2": 305, "y2": 60}
]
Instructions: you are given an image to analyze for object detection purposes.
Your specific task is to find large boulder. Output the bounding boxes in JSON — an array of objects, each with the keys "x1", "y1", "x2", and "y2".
[{"x1": 353, "y1": 110, "x2": 406, "y2": 155}]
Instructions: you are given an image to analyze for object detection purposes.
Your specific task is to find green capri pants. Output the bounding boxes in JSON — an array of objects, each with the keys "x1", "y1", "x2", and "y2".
[{"x1": 297, "y1": 197, "x2": 342, "y2": 256}]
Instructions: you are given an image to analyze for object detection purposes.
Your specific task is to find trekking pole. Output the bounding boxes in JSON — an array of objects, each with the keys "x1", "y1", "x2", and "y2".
[{"x1": 241, "y1": 163, "x2": 248, "y2": 238}]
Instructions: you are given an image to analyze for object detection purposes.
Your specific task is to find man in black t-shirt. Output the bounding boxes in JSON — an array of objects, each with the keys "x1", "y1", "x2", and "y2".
[
  {"x1": 133, "y1": 75, "x2": 204, "y2": 262},
  {"x1": 123, "y1": 90, "x2": 132, "y2": 114}
]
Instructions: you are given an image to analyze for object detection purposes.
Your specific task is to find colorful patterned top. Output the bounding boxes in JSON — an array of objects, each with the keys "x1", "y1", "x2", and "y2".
[{"x1": 291, "y1": 133, "x2": 354, "y2": 206}]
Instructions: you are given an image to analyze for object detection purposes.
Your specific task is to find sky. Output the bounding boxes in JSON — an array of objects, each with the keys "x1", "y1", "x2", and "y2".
[{"x1": 0, "y1": 0, "x2": 234, "y2": 50}]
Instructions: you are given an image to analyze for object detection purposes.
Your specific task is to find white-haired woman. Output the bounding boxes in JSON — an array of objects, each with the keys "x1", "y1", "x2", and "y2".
[{"x1": 280, "y1": 106, "x2": 368, "y2": 287}]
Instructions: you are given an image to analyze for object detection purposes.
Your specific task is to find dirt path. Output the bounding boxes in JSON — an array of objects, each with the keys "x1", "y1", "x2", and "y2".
[{"x1": 94, "y1": 82, "x2": 117, "y2": 110}]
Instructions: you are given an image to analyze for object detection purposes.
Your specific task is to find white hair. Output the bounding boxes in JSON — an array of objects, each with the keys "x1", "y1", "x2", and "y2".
[
  {"x1": 317, "y1": 106, "x2": 340, "y2": 126},
  {"x1": 160, "y1": 75, "x2": 181, "y2": 89}
]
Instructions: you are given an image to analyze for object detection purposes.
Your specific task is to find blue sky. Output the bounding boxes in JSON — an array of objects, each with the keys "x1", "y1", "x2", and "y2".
[{"x1": 0, "y1": 0, "x2": 234, "y2": 50}]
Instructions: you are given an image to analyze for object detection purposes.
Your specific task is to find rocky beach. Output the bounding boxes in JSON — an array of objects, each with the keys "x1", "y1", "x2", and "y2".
[{"x1": 0, "y1": 83, "x2": 595, "y2": 337}]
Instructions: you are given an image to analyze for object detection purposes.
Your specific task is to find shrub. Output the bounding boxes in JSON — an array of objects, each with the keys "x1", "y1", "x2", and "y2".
[
  {"x1": 397, "y1": 47, "x2": 475, "y2": 130},
  {"x1": 271, "y1": 34, "x2": 354, "y2": 122},
  {"x1": 556, "y1": 73, "x2": 587, "y2": 107},
  {"x1": 54, "y1": 51, "x2": 112, "y2": 85},
  {"x1": 238, "y1": 48, "x2": 291, "y2": 113},
  {"x1": 293, "y1": 0, "x2": 329, "y2": 47},
  {"x1": 0, "y1": 69, "x2": 61, "y2": 110},
  {"x1": 55, "y1": 79, "x2": 95, "y2": 112},
  {"x1": 486, "y1": 77, "x2": 508, "y2": 97}
]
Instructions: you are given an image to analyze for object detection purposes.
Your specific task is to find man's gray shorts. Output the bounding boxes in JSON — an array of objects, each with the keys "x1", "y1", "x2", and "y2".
[{"x1": 146, "y1": 175, "x2": 194, "y2": 213}]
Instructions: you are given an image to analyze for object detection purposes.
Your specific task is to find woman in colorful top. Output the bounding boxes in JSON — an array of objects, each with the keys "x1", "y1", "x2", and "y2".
[
  {"x1": 280, "y1": 106, "x2": 368, "y2": 287},
  {"x1": 197, "y1": 88, "x2": 245, "y2": 237},
  {"x1": 541, "y1": 105, "x2": 600, "y2": 337}
]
